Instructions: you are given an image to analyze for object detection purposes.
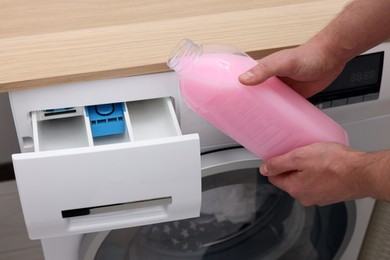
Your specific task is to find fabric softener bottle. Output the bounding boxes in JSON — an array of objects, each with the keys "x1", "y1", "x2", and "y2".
[{"x1": 167, "y1": 39, "x2": 348, "y2": 160}]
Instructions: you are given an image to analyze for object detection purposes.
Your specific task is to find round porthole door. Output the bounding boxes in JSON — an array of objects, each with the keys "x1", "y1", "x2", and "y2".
[{"x1": 79, "y1": 148, "x2": 355, "y2": 260}]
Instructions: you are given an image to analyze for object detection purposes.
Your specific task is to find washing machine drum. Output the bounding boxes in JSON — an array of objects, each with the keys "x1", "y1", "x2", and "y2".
[{"x1": 87, "y1": 167, "x2": 349, "y2": 260}]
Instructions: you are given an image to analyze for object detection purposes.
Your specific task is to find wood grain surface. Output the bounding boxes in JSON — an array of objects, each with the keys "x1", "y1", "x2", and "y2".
[{"x1": 0, "y1": 0, "x2": 351, "y2": 92}]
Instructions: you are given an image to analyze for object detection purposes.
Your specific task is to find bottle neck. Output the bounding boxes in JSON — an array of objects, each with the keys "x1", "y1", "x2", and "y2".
[{"x1": 167, "y1": 39, "x2": 202, "y2": 73}]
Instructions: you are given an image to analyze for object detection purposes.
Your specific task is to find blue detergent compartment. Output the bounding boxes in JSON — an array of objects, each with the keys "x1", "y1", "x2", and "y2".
[{"x1": 85, "y1": 103, "x2": 126, "y2": 138}]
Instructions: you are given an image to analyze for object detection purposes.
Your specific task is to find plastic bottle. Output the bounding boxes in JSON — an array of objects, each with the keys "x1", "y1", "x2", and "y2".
[{"x1": 167, "y1": 39, "x2": 349, "y2": 160}]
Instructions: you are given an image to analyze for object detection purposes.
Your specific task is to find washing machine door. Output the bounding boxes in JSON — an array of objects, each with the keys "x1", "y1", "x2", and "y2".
[{"x1": 79, "y1": 148, "x2": 355, "y2": 260}]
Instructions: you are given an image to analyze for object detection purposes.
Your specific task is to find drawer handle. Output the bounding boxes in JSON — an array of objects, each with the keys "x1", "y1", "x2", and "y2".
[
  {"x1": 61, "y1": 197, "x2": 172, "y2": 218},
  {"x1": 63, "y1": 196, "x2": 173, "y2": 232}
]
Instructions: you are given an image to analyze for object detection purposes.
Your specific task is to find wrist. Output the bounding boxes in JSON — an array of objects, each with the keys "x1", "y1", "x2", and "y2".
[
  {"x1": 360, "y1": 151, "x2": 390, "y2": 201},
  {"x1": 305, "y1": 33, "x2": 349, "y2": 72},
  {"x1": 307, "y1": 0, "x2": 390, "y2": 67}
]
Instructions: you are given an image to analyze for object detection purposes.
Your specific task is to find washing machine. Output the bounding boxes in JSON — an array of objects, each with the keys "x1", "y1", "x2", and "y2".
[{"x1": 9, "y1": 42, "x2": 390, "y2": 260}]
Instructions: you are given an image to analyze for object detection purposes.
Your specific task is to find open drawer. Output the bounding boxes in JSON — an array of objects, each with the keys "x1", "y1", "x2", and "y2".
[{"x1": 12, "y1": 97, "x2": 201, "y2": 239}]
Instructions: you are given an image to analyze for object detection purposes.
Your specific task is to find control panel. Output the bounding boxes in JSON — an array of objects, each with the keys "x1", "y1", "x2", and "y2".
[{"x1": 309, "y1": 51, "x2": 384, "y2": 108}]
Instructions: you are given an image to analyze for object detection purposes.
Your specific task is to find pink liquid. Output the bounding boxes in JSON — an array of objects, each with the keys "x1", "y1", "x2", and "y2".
[{"x1": 178, "y1": 53, "x2": 349, "y2": 160}]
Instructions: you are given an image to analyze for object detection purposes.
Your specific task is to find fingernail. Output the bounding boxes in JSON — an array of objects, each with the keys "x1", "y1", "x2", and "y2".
[
  {"x1": 240, "y1": 71, "x2": 254, "y2": 81},
  {"x1": 260, "y1": 164, "x2": 268, "y2": 176}
]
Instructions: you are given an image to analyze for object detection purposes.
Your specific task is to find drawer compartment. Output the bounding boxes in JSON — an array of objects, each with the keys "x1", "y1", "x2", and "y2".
[
  {"x1": 127, "y1": 98, "x2": 181, "y2": 141},
  {"x1": 12, "y1": 97, "x2": 201, "y2": 239},
  {"x1": 32, "y1": 108, "x2": 92, "y2": 151}
]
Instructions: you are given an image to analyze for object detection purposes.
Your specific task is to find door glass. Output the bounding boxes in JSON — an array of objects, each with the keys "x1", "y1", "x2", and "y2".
[{"x1": 91, "y1": 167, "x2": 349, "y2": 260}]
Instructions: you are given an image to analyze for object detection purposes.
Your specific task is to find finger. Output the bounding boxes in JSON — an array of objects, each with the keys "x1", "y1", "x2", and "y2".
[
  {"x1": 259, "y1": 163, "x2": 268, "y2": 176},
  {"x1": 239, "y1": 49, "x2": 297, "y2": 86},
  {"x1": 239, "y1": 62, "x2": 272, "y2": 85},
  {"x1": 238, "y1": 54, "x2": 281, "y2": 86},
  {"x1": 261, "y1": 152, "x2": 300, "y2": 176}
]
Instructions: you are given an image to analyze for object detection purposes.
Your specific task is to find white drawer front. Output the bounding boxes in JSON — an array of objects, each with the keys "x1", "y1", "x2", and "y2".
[{"x1": 12, "y1": 97, "x2": 201, "y2": 239}]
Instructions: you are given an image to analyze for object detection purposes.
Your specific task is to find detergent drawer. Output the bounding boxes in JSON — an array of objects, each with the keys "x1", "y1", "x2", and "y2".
[{"x1": 12, "y1": 97, "x2": 201, "y2": 240}]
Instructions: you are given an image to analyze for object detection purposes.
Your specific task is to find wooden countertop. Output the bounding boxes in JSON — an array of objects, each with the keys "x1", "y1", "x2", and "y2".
[{"x1": 0, "y1": 0, "x2": 351, "y2": 93}]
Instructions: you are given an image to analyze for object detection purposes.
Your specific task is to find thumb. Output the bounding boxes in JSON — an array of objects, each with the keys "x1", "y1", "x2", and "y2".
[
  {"x1": 239, "y1": 48, "x2": 297, "y2": 86},
  {"x1": 260, "y1": 152, "x2": 299, "y2": 176},
  {"x1": 239, "y1": 62, "x2": 273, "y2": 86}
]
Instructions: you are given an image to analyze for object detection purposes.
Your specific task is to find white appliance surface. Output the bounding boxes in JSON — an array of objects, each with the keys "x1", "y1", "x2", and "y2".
[{"x1": 8, "y1": 42, "x2": 390, "y2": 260}]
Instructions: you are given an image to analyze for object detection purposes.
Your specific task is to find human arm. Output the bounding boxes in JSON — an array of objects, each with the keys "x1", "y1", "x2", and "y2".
[{"x1": 239, "y1": 0, "x2": 390, "y2": 98}]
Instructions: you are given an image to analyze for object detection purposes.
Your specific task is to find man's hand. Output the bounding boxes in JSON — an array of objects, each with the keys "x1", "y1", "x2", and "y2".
[
  {"x1": 239, "y1": 43, "x2": 346, "y2": 98},
  {"x1": 259, "y1": 142, "x2": 375, "y2": 206}
]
